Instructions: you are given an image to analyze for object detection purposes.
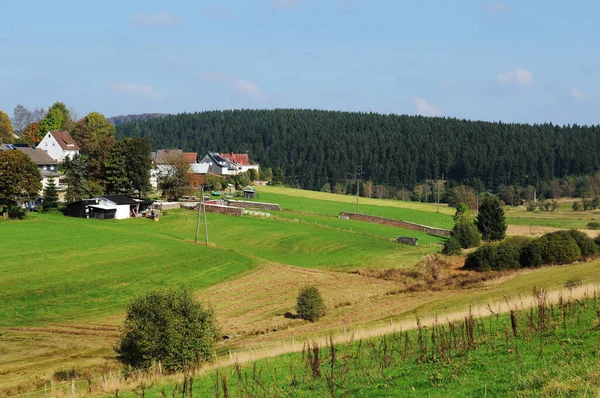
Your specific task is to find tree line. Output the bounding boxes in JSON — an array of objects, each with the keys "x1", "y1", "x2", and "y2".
[{"x1": 115, "y1": 109, "x2": 600, "y2": 198}]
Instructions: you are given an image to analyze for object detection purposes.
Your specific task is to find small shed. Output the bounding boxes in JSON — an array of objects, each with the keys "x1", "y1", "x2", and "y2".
[{"x1": 242, "y1": 186, "x2": 256, "y2": 199}]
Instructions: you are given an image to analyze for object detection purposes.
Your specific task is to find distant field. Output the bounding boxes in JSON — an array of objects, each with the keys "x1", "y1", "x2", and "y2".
[{"x1": 254, "y1": 186, "x2": 455, "y2": 229}]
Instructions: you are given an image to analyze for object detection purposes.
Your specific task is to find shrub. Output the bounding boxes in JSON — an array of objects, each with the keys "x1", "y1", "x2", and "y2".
[
  {"x1": 539, "y1": 231, "x2": 581, "y2": 265},
  {"x1": 595, "y1": 235, "x2": 600, "y2": 247},
  {"x1": 564, "y1": 230, "x2": 598, "y2": 257},
  {"x1": 520, "y1": 240, "x2": 545, "y2": 268},
  {"x1": 442, "y1": 237, "x2": 462, "y2": 255},
  {"x1": 464, "y1": 244, "x2": 498, "y2": 272},
  {"x1": 453, "y1": 221, "x2": 482, "y2": 249},
  {"x1": 116, "y1": 288, "x2": 218, "y2": 372},
  {"x1": 572, "y1": 201, "x2": 582, "y2": 211},
  {"x1": 495, "y1": 238, "x2": 530, "y2": 270},
  {"x1": 296, "y1": 286, "x2": 326, "y2": 322},
  {"x1": 587, "y1": 222, "x2": 600, "y2": 230}
]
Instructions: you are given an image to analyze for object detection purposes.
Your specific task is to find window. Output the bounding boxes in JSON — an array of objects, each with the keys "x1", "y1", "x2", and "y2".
[{"x1": 43, "y1": 166, "x2": 47, "y2": 170}]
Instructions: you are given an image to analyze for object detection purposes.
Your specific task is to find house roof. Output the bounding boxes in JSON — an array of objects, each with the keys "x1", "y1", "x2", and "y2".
[
  {"x1": 190, "y1": 163, "x2": 210, "y2": 174},
  {"x1": 98, "y1": 195, "x2": 139, "y2": 205},
  {"x1": 220, "y1": 153, "x2": 250, "y2": 165},
  {"x1": 154, "y1": 149, "x2": 182, "y2": 164},
  {"x1": 49, "y1": 131, "x2": 80, "y2": 151},
  {"x1": 0, "y1": 144, "x2": 58, "y2": 165},
  {"x1": 206, "y1": 152, "x2": 235, "y2": 169},
  {"x1": 183, "y1": 152, "x2": 197, "y2": 163}
]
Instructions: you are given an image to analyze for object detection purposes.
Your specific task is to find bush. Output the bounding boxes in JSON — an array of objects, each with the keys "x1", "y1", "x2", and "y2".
[
  {"x1": 572, "y1": 201, "x2": 582, "y2": 211},
  {"x1": 520, "y1": 240, "x2": 545, "y2": 268},
  {"x1": 453, "y1": 221, "x2": 482, "y2": 249},
  {"x1": 564, "y1": 230, "x2": 598, "y2": 257},
  {"x1": 442, "y1": 237, "x2": 462, "y2": 255},
  {"x1": 495, "y1": 237, "x2": 531, "y2": 270},
  {"x1": 116, "y1": 288, "x2": 218, "y2": 372},
  {"x1": 296, "y1": 286, "x2": 326, "y2": 322},
  {"x1": 587, "y1": 222, "x2": 600, "y2": 230},
  {"x1": 539, "y1": 232, "x2": 581, "y2": 265},
  {"x1": 464, "y1": 244, "x2": 498, "y2": 272}
]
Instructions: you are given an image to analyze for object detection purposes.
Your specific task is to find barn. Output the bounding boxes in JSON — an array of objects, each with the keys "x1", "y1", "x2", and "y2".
[{"x1": 66, "y1": 195, "x2": 143, "y2": 220}]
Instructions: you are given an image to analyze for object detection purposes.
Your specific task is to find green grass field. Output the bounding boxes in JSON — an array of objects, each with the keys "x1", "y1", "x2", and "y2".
[{"x1": 4, "y1": 185, "x2": 600, "y2": 396}]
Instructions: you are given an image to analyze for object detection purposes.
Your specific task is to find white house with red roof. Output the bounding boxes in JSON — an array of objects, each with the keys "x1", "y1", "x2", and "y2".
[
  {"x1": 38, "y1": 130, "x2": 80, "y2": 162},
  {"x1": 220, "y1": 153, "x2": 259, "y2": 174}
]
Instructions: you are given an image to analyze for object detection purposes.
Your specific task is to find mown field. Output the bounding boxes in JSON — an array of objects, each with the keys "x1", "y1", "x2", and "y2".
[{"x1": 3, "y1": 186, "x2": 600, "y2": 396}]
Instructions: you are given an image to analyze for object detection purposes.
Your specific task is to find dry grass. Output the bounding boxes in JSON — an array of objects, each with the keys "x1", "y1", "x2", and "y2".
[{"x1": 507, "y1": 224, "x2": 599, "y2": 238}]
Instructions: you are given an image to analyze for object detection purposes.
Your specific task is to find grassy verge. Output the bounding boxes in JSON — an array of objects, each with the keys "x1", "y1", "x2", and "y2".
[{"x1": 119, "y1": 291, "x2": 600, "y2": 397}]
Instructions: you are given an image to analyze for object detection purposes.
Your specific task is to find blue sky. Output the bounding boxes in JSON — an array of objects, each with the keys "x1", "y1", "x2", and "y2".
[{"x1": 1, "y1": 0, "x2": 598, "y2": 125}]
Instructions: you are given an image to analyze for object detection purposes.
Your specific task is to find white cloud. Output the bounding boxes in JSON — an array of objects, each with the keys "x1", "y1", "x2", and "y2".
[
  {"x1": 199, "y1": 73, "x2": 263, "y2": 100},
  {"x1": 497, "y1": 68, "x2": 534, "y2": 86},
  {"x1": 571, "y1": 87, "x2": 586, "y2": 100},
  {"x1": 481, "y1": 2, "x2": 508, "y2": 15},
  {"x1": 272, "y1": 0, "x2": 302, "y2": 8},
  {"x1": 109, "y1": 82, "x2": 160, "y2": 99},
  {"x1": 410, "y1": 97, "x2": 443, "y2": 117},
  {"x1": 131, "y1": 12, "x2": 179, "y2": 27}
]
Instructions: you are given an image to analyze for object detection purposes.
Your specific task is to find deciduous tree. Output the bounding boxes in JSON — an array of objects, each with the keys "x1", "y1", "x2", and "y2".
[
  {"x1": 71, "y1": 112, "x2": 116, "y2": 183},
  {"x1": 0, "y1": 150, "x2": 42, "y2": 214},
  {"x1": 0, "y1": 110, "x2": 15, "y2": 144},
  {"x1": 159, "y1": 151, "x2": 191, "y2": 200},
  {"x1": 12, "y1": 105, "x2": 32, "y2": 135},
  {"x1": 22, "y1": 123, "x2": 41, "y2": 146}
]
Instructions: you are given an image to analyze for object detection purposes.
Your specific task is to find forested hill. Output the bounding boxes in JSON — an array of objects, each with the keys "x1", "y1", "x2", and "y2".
[
  {"x1": 107, "y1": 113, "x2": 166, "y2": 126},
  {"x1": 115, "y1": 109, "x2": 600, "y2": 191}
]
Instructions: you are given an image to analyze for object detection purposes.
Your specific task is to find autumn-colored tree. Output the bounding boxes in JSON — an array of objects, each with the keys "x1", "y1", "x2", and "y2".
[
  {"x1": 22, "y1": 123, "x2": 41, "y2": 146},
  {"x1": 363, "y1": 180, "x2": 373, "y2": 198},
  {"x1": 0, "y1": 110, "x2": 15, "y2": 144},
  {"x1": 71, "y1": 112, "x2": 116, "y2": 183},
  {"x1": 158, "y1": 151, "x2": 192, "y2": 200},
  {"x1": 0, "y1": 150, "x2": 42, "y2": 216}
]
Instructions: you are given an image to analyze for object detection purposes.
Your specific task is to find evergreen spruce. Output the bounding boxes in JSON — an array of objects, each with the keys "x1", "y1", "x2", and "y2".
[
  {"x1": 476, "y1": 195, "x2": 507, "y2": 241},
  {"x1": 42, "y1": 178, "x2": 59, "y2": 212}
]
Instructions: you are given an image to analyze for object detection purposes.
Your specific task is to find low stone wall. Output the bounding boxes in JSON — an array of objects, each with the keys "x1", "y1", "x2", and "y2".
[
  {"x1": 202, "y1": 203, "x2": 244, "y2": 217},
  {"x1": 226, "y1": 200, "x2": 281, "y2": 211},
  {"x1": 339, "y1": 212, "x2": 452, "y2": 237},
  {"x1": 179, "y1": 202, "x2": 200, "y2": 209},
  {"x1": 396, "y1": 236, "x2": 419, "y2": 246},
  {"x1": 154, "y1": 201, "x2": 181, "y2": 210}
]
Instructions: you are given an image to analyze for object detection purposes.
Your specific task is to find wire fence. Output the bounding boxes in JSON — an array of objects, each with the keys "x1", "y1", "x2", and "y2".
[{"x1": 8, "y1": 276, "x2": 599, "y2": 397}]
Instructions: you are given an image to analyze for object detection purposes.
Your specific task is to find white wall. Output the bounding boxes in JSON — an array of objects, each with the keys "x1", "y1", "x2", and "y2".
[{"x1": 115, "y1": 205, "x2": 130, "y2": 220}]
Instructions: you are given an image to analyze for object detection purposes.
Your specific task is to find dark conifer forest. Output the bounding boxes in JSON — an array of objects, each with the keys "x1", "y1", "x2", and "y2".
[{"x1": 116, "y1": 109, "x2": 600, "y2": 192}]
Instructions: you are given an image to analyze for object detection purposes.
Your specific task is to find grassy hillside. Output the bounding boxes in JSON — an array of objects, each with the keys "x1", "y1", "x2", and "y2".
[{"x1": 125, "y1": 293, "x2": 600, "y2": 397}]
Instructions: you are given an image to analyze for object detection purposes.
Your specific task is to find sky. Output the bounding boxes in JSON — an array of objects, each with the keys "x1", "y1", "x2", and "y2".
[{"x1": 1, "y1": 0, "x2": 599, "y2": 125}]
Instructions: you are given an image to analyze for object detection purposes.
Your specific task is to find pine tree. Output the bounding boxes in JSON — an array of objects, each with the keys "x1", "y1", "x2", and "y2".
[
  {"x1": 42, "y1": 178, "x2": 59, "y2": 212},
  {"x1": 476, "y1": 195, "x2": 507, "y2": 241}
]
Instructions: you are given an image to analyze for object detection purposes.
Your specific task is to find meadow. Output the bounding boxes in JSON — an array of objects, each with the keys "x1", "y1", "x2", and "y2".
[
  {"x1": 124, "y1": 291, "x2": 600, "y2": 397},
  {"x1": 2, "y1": 186, "x2": 600, "y2": 396}
]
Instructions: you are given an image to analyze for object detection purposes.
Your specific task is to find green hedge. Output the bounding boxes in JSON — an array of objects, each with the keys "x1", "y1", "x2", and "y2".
[{"x1": 465, "y1": 230, "x2": 597, "y2": 272}]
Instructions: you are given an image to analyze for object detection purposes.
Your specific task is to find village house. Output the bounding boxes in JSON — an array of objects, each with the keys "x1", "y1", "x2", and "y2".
[
  {"x1": 38, "y1": 130, "x2": 80, "y2": 162},
  {"x1": 0, "y1": 144, "x2": 66, "y2": 200},
  {"x1": 199, "y1": 152, "x2": 259, "y2": 176},
  {"x1": 220, "y1": 153, "x2": 260, "y2": 174}
]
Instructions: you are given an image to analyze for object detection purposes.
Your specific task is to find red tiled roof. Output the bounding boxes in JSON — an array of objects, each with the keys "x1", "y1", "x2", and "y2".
[
  {"x1": 183, "y1": 152, "x2": 197, "y2": 163},
  {"x1": 50, "y1": 131, "x2": 80, "y2": 151},
  {"x1": 220, "y1": 153, "x2": 250, "y2": 165}
]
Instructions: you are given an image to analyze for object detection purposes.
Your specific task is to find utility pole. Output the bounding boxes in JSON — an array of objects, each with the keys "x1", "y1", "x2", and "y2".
[
  {"x1": 202, "y1": 186, "x2": 209, "y2": 246},
  {"x1": 195, "y1": 186, "x2": 209, "y2": 245},
  {"x1": 437, "y1": 174, "x2": 442, "y2": 213}
]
